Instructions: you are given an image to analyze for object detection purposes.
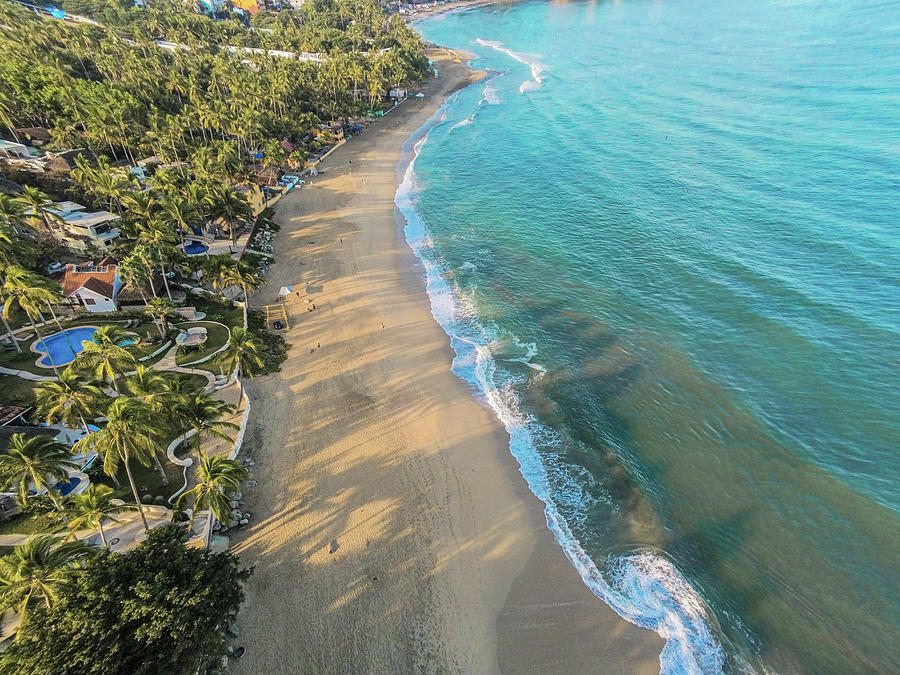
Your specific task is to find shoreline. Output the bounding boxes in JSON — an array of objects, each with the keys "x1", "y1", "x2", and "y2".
[{"x1": 230, "y1": 48, "x2": 662, "y2": 672}]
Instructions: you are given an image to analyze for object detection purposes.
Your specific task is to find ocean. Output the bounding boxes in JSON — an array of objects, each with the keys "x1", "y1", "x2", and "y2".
[{"x1": 401, "y1": 0, "x2": 900, "y2": 672}]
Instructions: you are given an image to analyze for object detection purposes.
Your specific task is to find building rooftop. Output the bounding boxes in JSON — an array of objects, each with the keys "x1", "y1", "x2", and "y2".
[{"x1": 61, "y1": 261, "x2": 118, "y2": 299}]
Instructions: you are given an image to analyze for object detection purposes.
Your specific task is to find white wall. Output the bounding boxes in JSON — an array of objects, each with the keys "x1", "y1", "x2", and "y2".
[{"x1": 76, "y1": 287, "x2": 116, "y2": 313}]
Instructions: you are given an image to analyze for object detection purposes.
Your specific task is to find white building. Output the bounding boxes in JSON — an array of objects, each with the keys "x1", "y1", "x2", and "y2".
[
  {"x1": 59, "y1": 258, "x2": 122, "y2": 312},
  {"x1": 25, "y1": 201, "x2": 121, "y2": 253}
]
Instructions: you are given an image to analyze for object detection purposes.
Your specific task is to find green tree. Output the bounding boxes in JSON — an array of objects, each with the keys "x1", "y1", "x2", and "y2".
[
  {"x1": 0, "y1": 266, "x2": 64, "y2": 372},
  {"x1": 201, "y1": 253, "x2": 236, "y2": 298},
  {"x1": 136, "y1": 222, "x2": 178, "y2": 301},
  {"x1": 75, "y1": 324, "x2": 136, "y2": 393},
  {"x1": 218, "y1": 259, "x2": 264, "y2": 326},
  {"x1": 173, "y1": 392, "x2": 238, "y2": 454},
  {"x1": 0, "y1": 534, "x2": 95, "y2": 632},
  {"x1": 72, "y1": 397, "x2": 159, "y2": 531},
  {"x1": 35, "y1": 367, "x2": 106, "y2": 434},
  {"x1": 143, "y1": 296, "x2": 178, "y2": 337},
  {"x1": 0, "y1": 434, "x2": 77, "y2": 515},
  {"x1": 65, "y1": 484, "x2": 132, "y2": 548},
  {"x1": 222, "y1": 326, "x2": 264, "y2": 402},
  {"x1": 210, "y1": 187, "x2": 253, "y2": 252},
  {"x1": 0, "y1": 525, "x2": 251, "y2": 674},
  {"x1": 177, "y1": 453, "x2": 248, "y2": 530},
  {"x1": 117, "y1": 252, "x2": 152, "y2": 305},
  {"x1": 14, "y1": 187, "x2": 60, "y2": 238}
]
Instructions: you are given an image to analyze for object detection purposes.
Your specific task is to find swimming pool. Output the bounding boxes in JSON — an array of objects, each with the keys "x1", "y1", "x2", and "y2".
[
  {"x1": 54, "y1": 476, "x2": 82, "y2": 497},
  {"x1": 184, "y1": 241, "x2": 209, "y2": 255},
  {"x1": 34, "y1": 327, "x2": 136, "y2": 367}
]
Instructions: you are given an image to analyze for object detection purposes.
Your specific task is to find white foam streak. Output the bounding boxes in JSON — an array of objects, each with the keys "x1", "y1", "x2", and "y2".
[
  {"x1": 475, "y1": 37, "x2": 546, "y2": 92},
  {"x1": 480, "y1": 82, "x2": 500, "y2": 105},
  {"x1": 396, "y1": 103, "x2": 728, "y2": 675}
]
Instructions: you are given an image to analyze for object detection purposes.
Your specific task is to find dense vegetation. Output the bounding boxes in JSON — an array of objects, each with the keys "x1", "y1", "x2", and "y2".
[
  {"x1": 0, "y1": 525, "x2": 252, "y2": 674},
  {"x1": 0, "y1": 0, "x2": 425, "y2": 662},
  {"x1": 0, "y1": 0, "x2": 429, "y2": 163}
]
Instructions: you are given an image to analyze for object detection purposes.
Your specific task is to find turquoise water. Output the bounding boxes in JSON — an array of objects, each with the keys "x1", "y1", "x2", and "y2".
[
  {"x1": 35, "y1": 326, "x2": 100, "y2": 366},
  {"x1": 35, "y1": 326, "x2": 135, "y2": 366},
  {"x1": 407, "y1": 1, "x2": 900, "y2": 672}
]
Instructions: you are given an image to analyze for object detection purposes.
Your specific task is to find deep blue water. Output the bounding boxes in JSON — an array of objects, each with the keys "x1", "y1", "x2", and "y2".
[{"x1": 403, "y1": 1, "x2": 900, "y2": 672}]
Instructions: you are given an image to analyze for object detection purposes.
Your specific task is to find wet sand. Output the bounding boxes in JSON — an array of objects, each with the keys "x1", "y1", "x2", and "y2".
[{"x1": 230, "y1": 49, "x2": 663, "y2": 673}]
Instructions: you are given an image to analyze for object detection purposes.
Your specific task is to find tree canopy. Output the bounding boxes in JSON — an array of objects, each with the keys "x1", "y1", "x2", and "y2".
[
  {"x1": 0, "y1": 0, "x2": 430, "y2": 164},
  {"x1": 0, "y1": 525, "x2": 252, "y2": 675}
]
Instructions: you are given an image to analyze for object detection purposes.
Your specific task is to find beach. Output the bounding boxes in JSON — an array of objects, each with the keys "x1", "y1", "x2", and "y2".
[{"x1": 229, "y1": 48, "x2": 663, "y2": 673}]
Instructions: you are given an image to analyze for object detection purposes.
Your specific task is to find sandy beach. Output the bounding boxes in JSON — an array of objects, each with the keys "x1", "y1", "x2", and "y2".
[{"x1": 230, "y1": 49, "x2": 663, "y2": 673}]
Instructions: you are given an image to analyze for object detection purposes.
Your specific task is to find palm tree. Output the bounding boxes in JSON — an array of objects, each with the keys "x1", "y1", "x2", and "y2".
[
  {"x1": 72, "y1": 397, "x2": 160, "y2": 532},
  {"x1": 210, "y1": 187, "x2": 253, "y2": 252},
  {"x1": 0, "y1": 195, "x2": 28, "y2": 236},
  {"x1": 131, "y1": 244, "x2": 161, "y2": 298},
  {"x1": 143, "y1": 296, "x2": 178, "y2": 338},
  {"x1": 173, "y1": 392, "x2": 238, "y2": 453},
  {"x1": 201, "y1": 254, "x2": 236, "y2": 298},
  {"x1": 35, "y1": 368, "x2": 106, "y2": 434},
  {"x1": 14, "y1": 187, "x2": 61, "y2": 238},
  {"x1": 80, "y1": 163, "x2": 127, "y2": 214},
  {"x1": 76, "y1": 325, "x2": 136, "y2": 393},
  {"x1": 0, "y1": 534, "x2": 95, "y2": 631},
  {"x1": 122, "y1": 365, "x2": 175, "y2": 486},
  {"x1": 0, "y1": 213, "x2": 23, "y2": 351},
  {"x1": 117, "y1": 254, "x2": 152, "y2": 305},
  {"x1": 221, "y1": 327, "x2": 264, "y2": 403},
  {"x1": 218, "y1": 260, "x2": 264, "y2": 326},
  {"x1": 0, "y1": 435, "x2": 77, "y2": 515},
  {"x1": 136, "y1": 223, "x2": 178, "y2": 300},
  {"x1": 66, "y1": 485, "x2": 132, "y2": 548},
  {"x1": 159, "y1": 196, "x2": 200, "y2": 246},
  {"x1": 177, "y1": 453, "x2": 248, "y2": 533},
  {"x1": 1, "y1": 267, "x2": 64, "y2": 375}
]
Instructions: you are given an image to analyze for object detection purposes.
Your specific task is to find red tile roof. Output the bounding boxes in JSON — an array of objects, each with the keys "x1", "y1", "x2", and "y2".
[{"x1": 61, "y1": 263, "x2": 117, "y2": 299}]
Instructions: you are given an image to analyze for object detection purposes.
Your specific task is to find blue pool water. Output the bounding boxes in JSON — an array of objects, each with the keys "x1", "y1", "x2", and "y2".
[
  {"x1": 184, "y1": 241, "x2": 209, "y2": 255},
  {"x1": 35, "y1": 327, "x2": 99, "y2": 367},
  {"x1": 54, "y1": 476, "x2": 81, "y2": 497},
  {"x1": 410, "y1": 1, "x2": 899, "y2": 672},
  {"x1": 35, "y1": 327, "x2": 135, "y2": 367}
]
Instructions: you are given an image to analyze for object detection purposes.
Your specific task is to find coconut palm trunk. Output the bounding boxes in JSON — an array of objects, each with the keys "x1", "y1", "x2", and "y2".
[
  {"x1": 28, "y1": 315, "x2": 59, "y2": 378},
  {"x1": 241, "y1": 283, "x2": 249, "y2": 327},
  {"x1": 1, "y1": 314, "x2": 21, "y2": 354},
  {"x1": 98, "y1": 520, "x2": 108, "y2": 548},
  {"x1": 45, "y1": 300, "x2": 62, "y2": 330},
  {"x1": 152, "y1": 453, "x2": 169, "y2": 487},
  {"x1": 122, "y1": 445, "x2": 149, "y2": 532},
  {"x1": 159, "y1": 263, "x2": 173, "y2": 301}
]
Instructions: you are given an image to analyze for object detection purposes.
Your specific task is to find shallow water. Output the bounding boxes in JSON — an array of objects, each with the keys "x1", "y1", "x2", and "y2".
[{"x1": 406, "y1": 1, "x2": 900, "y2": 672}]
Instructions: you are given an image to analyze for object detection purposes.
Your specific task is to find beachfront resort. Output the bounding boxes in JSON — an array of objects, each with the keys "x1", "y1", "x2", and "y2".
[{"x1": 0, "y1": 0, "x2": 438, "y2": 670}]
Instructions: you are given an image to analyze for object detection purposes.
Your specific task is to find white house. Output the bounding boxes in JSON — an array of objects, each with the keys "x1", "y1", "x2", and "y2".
[
  {"x1": 60, "y1": 258, "x2": 122, "y2": 312},
  {"x1": 25, "y1": 201, "x2": 121, "y2": 253}
]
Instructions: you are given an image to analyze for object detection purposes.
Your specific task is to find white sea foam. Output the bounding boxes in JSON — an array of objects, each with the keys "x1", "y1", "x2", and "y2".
[
  {"x1": 450, "y1": 115, "x2": 475, "y2": 131},
  {"x1": 475, "y1": 37, "x2": 546, "y2": 93},
  {"x1": 396, "y1": 101, "x2": 730, "y2": 675},
  {"x1": 480, "y1": 82, "x2": 501, "y2": 105}
]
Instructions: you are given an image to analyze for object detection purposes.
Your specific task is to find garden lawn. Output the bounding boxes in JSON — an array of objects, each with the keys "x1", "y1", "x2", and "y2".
[
  {"x1": 0, "y1": 375, "x2": 42, "y2": 407},
  {"x1": 0, "y1": 345, "x2": 53, "y2": 376},
  {"x1": 96, "y1": 458, "x2": 184, "y2": 504},
  {"x1": 0, "y1": 511, "x2": 61, "y2": 536},
  {"x1": 174, "y1": 321, "x2": 230, "y2": 366}
]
